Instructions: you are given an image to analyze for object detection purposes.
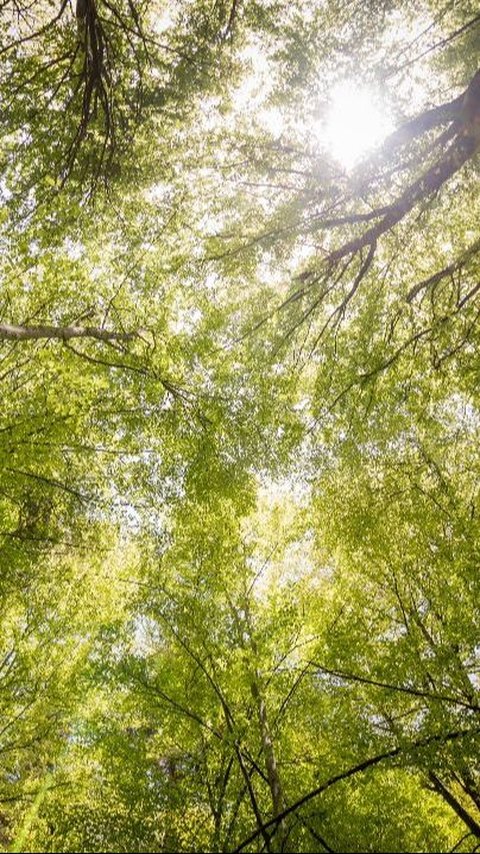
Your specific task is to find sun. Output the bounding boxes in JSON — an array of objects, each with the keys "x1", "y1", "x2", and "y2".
[{"x1": 321, "y1": 81, "x2": 393, "y2": 170}]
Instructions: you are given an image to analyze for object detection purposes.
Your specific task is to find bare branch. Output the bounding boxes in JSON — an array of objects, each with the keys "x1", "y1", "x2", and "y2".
[{"x1": 0, "y1": 322, "x2": 139, "y2": 343}]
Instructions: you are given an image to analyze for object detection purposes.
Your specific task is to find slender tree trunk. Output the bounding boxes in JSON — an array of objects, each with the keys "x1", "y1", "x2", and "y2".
[{"x1": 250, "y1": 670, "x2": 287, "y2": 852}]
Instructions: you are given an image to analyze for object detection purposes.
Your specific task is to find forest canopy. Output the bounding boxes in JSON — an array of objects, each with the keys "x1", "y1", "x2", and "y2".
[{"x1": 0, "y1": 1, "x2": 479, "y2": 851}]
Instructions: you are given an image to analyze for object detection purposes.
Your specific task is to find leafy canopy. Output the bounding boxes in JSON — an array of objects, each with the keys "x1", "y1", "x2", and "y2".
[{"x1": 0, "y1": 1, "x2": 479, "y2": 852}]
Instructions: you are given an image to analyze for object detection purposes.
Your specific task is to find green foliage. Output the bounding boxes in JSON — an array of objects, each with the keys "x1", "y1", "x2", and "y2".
[{"x1": 0, "y1": 0, "x2": 479, "y2": 851}]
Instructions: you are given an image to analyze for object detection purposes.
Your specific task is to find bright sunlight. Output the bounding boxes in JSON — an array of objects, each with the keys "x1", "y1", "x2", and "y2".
[{"x1": 322, "y1": 81, "x2": 393, "y2": 169}]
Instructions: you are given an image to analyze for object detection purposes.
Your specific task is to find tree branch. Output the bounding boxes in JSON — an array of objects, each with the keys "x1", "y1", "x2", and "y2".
[
  {"x1": 234, "y1": 727, "x2": 480, "y2": 852},
  {"x1": 308, "y1": 662, "x2": 480, "y2": 712},
  {"x1": 0, "y1": 323, "x2": 139, "y2": 343},
  {"x1": 429, "y1": 773, "x2": 480, "y2": 839}
]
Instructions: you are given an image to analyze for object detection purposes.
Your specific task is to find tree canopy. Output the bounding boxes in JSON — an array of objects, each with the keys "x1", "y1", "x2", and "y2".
[{"x1": 0, "y1": 1, "x2": 479, "y2": 851}]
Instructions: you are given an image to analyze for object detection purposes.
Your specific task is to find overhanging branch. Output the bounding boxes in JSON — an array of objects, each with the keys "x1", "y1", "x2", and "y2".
[{"x1": 0, "y1": 323, "x2": 139, "y2": 343}]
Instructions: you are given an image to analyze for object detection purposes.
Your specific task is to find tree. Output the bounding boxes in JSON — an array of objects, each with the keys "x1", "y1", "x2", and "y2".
[{"x1": 0, "y1": 0, "x2": 479, "y2": 851}]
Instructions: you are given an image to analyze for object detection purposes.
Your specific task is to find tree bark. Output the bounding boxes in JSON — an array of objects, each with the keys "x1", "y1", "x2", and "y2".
[
  {"x1": 0, "y1": 323, "x2": 137, "y2": 343},
  {"x1": 250, "y1": 671, "x2": 287, "y2": 852}
]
